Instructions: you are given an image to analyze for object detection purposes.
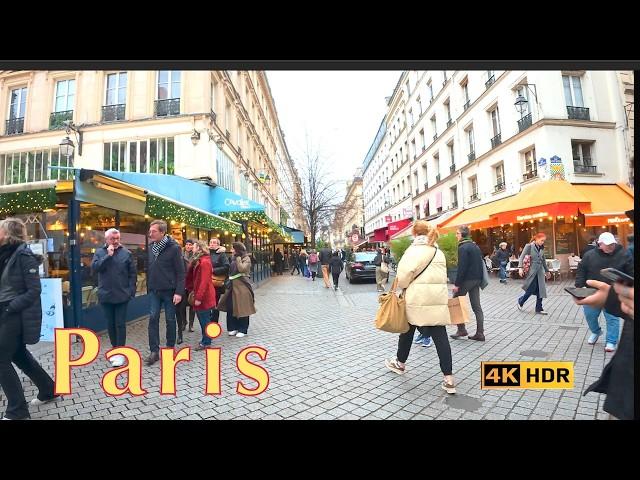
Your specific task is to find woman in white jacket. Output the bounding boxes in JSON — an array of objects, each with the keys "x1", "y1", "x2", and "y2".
[{"x1": 384, "y1": 220, "x2": 456, "y2": 394}]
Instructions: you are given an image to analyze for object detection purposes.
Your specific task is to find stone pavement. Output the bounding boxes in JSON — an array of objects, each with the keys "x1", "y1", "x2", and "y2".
[{"x1": 1, "y1": 272, "x2": 618, "y2": 420}]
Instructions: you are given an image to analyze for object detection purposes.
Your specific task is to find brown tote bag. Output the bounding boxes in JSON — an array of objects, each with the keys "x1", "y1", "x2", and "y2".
[
  {"x1": 448, "y1": 295, "x2": 470, "y2": 324},
  {"x1": 375, "y1": 277, "x2": 409, "y2": 333}
]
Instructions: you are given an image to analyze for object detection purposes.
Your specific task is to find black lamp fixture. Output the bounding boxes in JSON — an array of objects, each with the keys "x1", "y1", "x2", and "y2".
[
  {"x1": 190, "y1": 129, "x2": 201, "y2": 146},
  {"x1": 514, "y1": 83, "x2": 539, "y2": 116},
  {"x1": 59, "y1": 120, "x2": 83, "y2": 158}
]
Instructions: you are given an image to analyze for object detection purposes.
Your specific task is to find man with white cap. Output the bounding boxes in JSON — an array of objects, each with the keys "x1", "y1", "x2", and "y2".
[{"x1": 575, "y1": 231, "x2": 634, "y2": 352}]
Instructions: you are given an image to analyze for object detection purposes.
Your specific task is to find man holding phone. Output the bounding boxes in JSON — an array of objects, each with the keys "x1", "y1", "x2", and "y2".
[{"x1": 575, "y1": 232, "x2": 634, "y2": 352}]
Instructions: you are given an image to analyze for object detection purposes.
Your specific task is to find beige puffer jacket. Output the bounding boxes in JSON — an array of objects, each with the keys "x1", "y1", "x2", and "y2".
[{"x1": 396, "y1": 236, "x2": 450, "y2": 326}]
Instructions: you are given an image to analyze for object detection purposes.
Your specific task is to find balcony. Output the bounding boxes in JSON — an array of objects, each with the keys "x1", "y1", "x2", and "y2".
[
  {"x1": 226, "y1": 130, "x2": 231, "y2": 140},
  {"x1": 517, "y1": 113, "x2": 532, "y2": 132},
  {"x1": 101, "y1": 104, "x2": 126, "y2": 122},
  {"x1": 522, "y1": 170, "x2": 538, "y2": 182},
  {"x1": 449, "y1": 164, "x2": 456, "y2": 174},
  {"x1": 463, "y1": 100, "x2": 471, "y2": 111},
  {"x1": 154, "y1": 98, "x2": 180, "y2": 117},
  {"x1": 490, "y1": 133, "x2": 502, "y2": 149},
  {"x1": 469, "y1": 192, "x2": 479, "y2": 202},
  {"x1": 451, "y1": 202, "x2": 458, "y2": 210},
  {"x1": 446, "y1": 119, "x2": 453, "y2": 128},
  {"x1": 485, "y1": 75, "x2": 495, "y2": 89},
  {"x1": 567, "y1": 106, "x2": 590, "y2": 120},
  {"x1": 49, "y1": 110, "x2": 73, "y2": 130},
  {"x1": 435, "y1": 173, "x2": 441, "y2": 183},
  {"x1": 433, "y1": 134, "x2": 438, "y2": 141},
  {"x1": 5, "y1": 117, "x2": 24, "y2": 135},
  {"x1": 574, "y1": 162, "x2": 598, "y2": 174},
  {"x1": 494, "y1": 182, "x2": 506, "y2": 193},
  {"x1": 468, "y1": 151, "x2": 476, "y2": 162}
]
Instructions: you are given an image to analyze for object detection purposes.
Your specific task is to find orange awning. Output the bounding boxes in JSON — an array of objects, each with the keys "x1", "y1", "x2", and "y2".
[
  {"x1": 438, "y1": 195, "x2": 516, "y2": 231},
  {"x1": 489, "y1": 180, "x2": 591, "y2": 225},
  {"x1": 573, "y1": 183, "x2": 634, "y2": 226}
]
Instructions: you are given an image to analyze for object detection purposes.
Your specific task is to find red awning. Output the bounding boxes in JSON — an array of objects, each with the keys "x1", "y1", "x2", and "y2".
[
  {"x1": 371, "y1": 226, "x2": 388, "y2": 242},
  {"x1": 387, "y1": 218, "x2": 412, "y2": 237}
]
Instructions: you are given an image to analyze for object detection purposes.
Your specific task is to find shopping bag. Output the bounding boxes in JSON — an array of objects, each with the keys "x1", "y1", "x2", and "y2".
[
  {"x1": 448, "y1": 295, "x2": 470, "y2": 325},
  {"x1": 380, "y1": 261, "x2": 389, "y2": 274},
  {"x1": 375, "y1": 278, "x2": 409, "y2": 333}
]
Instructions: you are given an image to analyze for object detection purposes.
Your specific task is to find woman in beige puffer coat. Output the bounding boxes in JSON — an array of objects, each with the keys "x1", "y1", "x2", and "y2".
[{"x1": 384, "y1": 220, "x2": 456, "y2": 394}]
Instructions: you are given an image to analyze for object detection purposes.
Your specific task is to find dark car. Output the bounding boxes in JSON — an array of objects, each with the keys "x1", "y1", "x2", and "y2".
[{"x1": 345, "y1": 251, "x2": 378, "y2": 283}]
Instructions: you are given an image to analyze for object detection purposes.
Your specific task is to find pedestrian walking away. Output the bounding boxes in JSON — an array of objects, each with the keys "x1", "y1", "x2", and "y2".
[
  {"x1": 319, "y1": 246, "x2": 333, "y2": 288},
  {"x1": 575, "y1": 231, "x2": 633, "y2": 352},
  {"x1": 374, "y1": 247, "x2": 391, "y2": 292},
  {"x1": 185, "y1": 241, "x2": 217, "y2": 350},
  {"x1": 450, "y1": 225, "x2": 487, "y2": 341},
  {"x1": 517, "y1": 233, "x2": 551, "y2": 316},
  {"x1": 384, "y1": 220, "x2": 456, "y2": 395},
  {"x1": 217, "y1": 242, "x2": 256, "y2": 337},
  {"x1": 145, "y1": 219, "x2": 186, "y2": 366},
  {"x1": 307, "y1": 249, "x2": 319, "y2": 281},
  {"x1": 290, "y1": 249, "x2": 301, "y2": 275},
  {"x1": 0, "y1": 217, "x2": 58, "y2": 420},
  {"x1": 91, "y1": 228, "x2": 136, "y2": 366},
  {"x1": 496, "y1": 241, "x2": 510, "y2": 283},
  {"x1": 329, "y1": 251, "x2": 343, "y2": 290},
  {"x1": 299, "y1": 249, "x2": 309, "y2": 278}
]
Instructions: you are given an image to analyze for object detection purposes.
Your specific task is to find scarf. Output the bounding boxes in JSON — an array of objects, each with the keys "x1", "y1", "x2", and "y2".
[
  {"x1": 152, "y1": 235, "x2": 170, "y2": 258},
  {"x1": 413, "y1": 235, "x2": 432, "y2": 246},
  {"x1": 0, "y1": 242, "x2": 21, "y2": 277}
]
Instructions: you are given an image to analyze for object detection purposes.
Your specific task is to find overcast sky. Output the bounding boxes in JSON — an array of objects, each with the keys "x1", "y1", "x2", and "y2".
[{"x1": 266, "y1": 71, "x2": 402, "y2": 191}]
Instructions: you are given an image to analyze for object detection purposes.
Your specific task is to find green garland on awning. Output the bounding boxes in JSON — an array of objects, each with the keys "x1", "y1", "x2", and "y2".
[
  {"x1": 219, "y1": 210, "x2": 293, "y2": 241},
  {"x1": 145, "y1": 195, "x2": 242, "y2": 234},
  {"x1": 0, "y1": 188, "x2": 58, "y2": 214}
]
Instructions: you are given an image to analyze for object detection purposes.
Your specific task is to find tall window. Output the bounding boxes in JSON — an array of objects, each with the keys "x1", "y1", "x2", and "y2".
[
  {"x1": 450, "y1": 186, "x2": 458, "y2": 207},
  {"x1": 462, "y1": 82, "x2": 470, "y2": 106},
  {"x1": 411, "y1": 139, "x2": 416, "y2": 159},
  {"x1": 422, "y1": 163, "x2": 428, "y2": 187},
  {"x1": 495, "y1": 163, "x2": 505, "y2": 188},
  {"x1": 54, "y1": 79, "x2": 75, "y2": 112},
  {"x1": 103, "y1": 137, "x2": 173, "y2": 174},
  {"x1": 572, "y1": 140, "x2": 595, "y2": 173},
  {"x1": 211, "y1": 79, "x2": 217, "y2": 114},
  {"x1": 225, "y1": 101, "x2": 231, "y2": 134},
  {"x1": 9, "y1": 87, "x2": 27, "y2": 119},
  {"x1": 523, "y1": 148, "x2": 537, "y2": 178},
  {"x1": 417, "y1": 96, "x2": 423, "y2": 116},
  {"x1": 216, "y1": 146, "x2": 236, "y2": 191},
  {"x1": 427, "y1": 80, "x2": 433, "y2": 102},
  {"x1": 409, "y1": 108, "x2": 414, "y2": 127},
  {"x1": 157, "y1": 71, "x2": 181, "y2": 100},
  {"x1": 434, "y1": 153, "x2": 440, "y2": 179},
  {"x1": 103, "y1": 141, "x2": 127, "y2": 171},
  {"x1": 469, "y1": 176, "x2": 478, "y2": 199},
  {"x1": 419, "y1": 129, "x2": 426, "y2": 151},
  {"x1": 431, "y1": 116, "x2": 437, "y2": 138},
  {"x1": 0, "y1": 147, "x2": 73, "y2": 185},
  {"x1": 490, "y1": 107, "x2": 501, "y2": 136},
  {"x1": 448, "y1": 143, "x2": 455, "y2": 169},
  {"x1": 445, "y1": 100, "x2": 451, "y2": 122},
  {"x1": 563, "y1": 75, "x2": 584, "y2": 107},
  {"x1": 467, "y1": 127, "x2": 475, "y2": 154},
  {"x1": 105, "y1": 73, "x2": 127, "y2": 106}
]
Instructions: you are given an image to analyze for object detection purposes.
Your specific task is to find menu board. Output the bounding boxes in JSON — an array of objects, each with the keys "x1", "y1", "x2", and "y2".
[{"x1": 555, "y1": 222, "x2": 576, "y2": 255}]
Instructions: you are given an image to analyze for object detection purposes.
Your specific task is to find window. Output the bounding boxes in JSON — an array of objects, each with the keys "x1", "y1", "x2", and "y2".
[
  {"x1": 1, "y1": 147, "x2": 73, "y2": 185},
  {"x1": 494, "y1": 163, "x2": 505, "y2": 190},
  {"x1": 450, "y1": 186, "x2": 458, "y2": 208},
  {"x1": 467, "y1": 127, "x2": 475, "y2": 155},
  {"x1": 490, "y1": 107, "x2": 501, "y2": 136},
  {"x1": 443, "y1": 71, "x2": 447, "y2": 82},
  {"x1": 469, "y1": 176, "x2": 478, "y2": 200},
  {"x1": 427, "y1": 80, "x2": 433, "y2": 102},
  {"x1": 216, "y1": 146, "x2": 236, "y2": 191},
  {"x1": 563, "y1": 75, "x2": 584, "y2": 107},
  {"x1": 103, "y1": 137, "x2": 173, "y2": 174},
  {"x1": 7, "y1": 87, "x2": 27, "y2": 134},
  {"x1": 448, "y1": 143, "x2": 455, "y2": 171},
  {"x1": 409, "y1": 108, "x2": 414, "y2": 127},
  {"x1": 225, "y1": 101, "x2": 231, "y2": 135},
  {"x1": 462, "y1": 81, "x2": 470, "y2": 106},
  {"x1": 157, "y1": 71, "x2": 181, "y2": 100},
  {"x1": 103, "y1": 72, "x2": 127, "y2": 121},
  {"x1": 413, "y1": 171, "x2": 419, "y2": 193},
  {"x1": 419, "y1": 129, "x2": 426, "y2": 151},
  {"x1": 431, "y1": 116, "x2": 437, "y2": 139},
  {"x1": 422, "y1": 163, "x2": 428, "y2": 187},
  {"x1": 434, "y1": 153, "x2": 440, "y2": 181},
  {"x1": 54, "y1": 79, "x2": 75, "y2": 113},
  {"x1": 523, "y1": 148, "x2": 537, "y2": 179},
  {"x1": 486, "y1": 70, "x2": 495, "y2": 88},
  {"x1": 411, "y1": 139, "x2": 416, "y2": 159},
  {"x1": 237, "y1": 120, "x2": 242, "y2": 149},
  {"x1": 211, "y1": 80, "x2": 217, "y2": 114},
  {"x1": 417, "y1": 96, "x2": 423, "y2": 116},
  {"x1": 445, "y1": 100, "x2": 451, "y2": 123},
  {"x1": 572, "y1": 140, "x2": 596, "y2": 173}
]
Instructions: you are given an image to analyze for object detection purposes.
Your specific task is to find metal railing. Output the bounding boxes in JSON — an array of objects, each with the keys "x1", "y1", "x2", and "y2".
[
  {"x1": 494, "y1": 182, "x2": 506, "y2": 193},
  {"x1": 446, "y1": 119, "x2": 453, "y2": 128},
  {"x1": 154, "y1": 98, "x2": 180, "y2": 117},
  {"x1": 101, "y1": 104, "x2": 126, "y2": 122},
  {"x1": 485, "y1": 75, "x2": 495, "y2": 89},
  {"x1": 517, "y1": 113, "x2": 532, "y2": 132},
  {"x1": 491, "y1": 133, "x2": 502, "y2": 149},
  {"x1": 451, "y1": 202, "x2": 458, "y2": 210},
  {"x1": 463, "y1": 100, "x2": 470, "y2": 111},
  {"x1": 469, "y1": 192, "x2": 479, "y2": 202},
  {"x1": 5, "y1": 117, "x2": 24, "y2": 135},
  {"x1": 468, "y1": 151, "x2": 476, "y2": 162},
  {"x1": 433, "y1": 133, "x2": 438, "y2": 141},
  {"x1": 567, "y1": 106, "x2": 590, "y2": 120},
  {"x1": 435, "y1": 173, "x2": 441, "y2": 183},
  {"x1": 450, "y1": 164, "x2": 456, "y2": 174},
  {"x1": 49, "y1": 110, "x2": 73, "y2": 130},
  {"x1": 574, "y1": 163, "x2": 597, "y2": 174},
  {"x1": 522, "y1": 170, "x2": 538, "y2": 181}
]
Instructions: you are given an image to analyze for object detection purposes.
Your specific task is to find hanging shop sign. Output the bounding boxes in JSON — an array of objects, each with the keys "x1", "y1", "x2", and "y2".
[{"x1": 516, "y1": 211, "x2": 548, "y2": 222}]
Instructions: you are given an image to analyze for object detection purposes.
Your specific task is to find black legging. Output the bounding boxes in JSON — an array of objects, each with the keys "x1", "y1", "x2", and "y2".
[{"x1": 396, "y1": 324, "x2": 452, "y2": 375}]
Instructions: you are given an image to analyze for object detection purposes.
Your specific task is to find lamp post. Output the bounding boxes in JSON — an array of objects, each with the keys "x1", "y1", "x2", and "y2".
[{"x1": 59, "y1": 120, "x2": 83, "y2": 157}]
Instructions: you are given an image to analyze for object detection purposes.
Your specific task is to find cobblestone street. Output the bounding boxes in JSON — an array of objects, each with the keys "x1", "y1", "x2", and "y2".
[{"x1": 3, "y1": 272, "x2": 615, "y2": 420}]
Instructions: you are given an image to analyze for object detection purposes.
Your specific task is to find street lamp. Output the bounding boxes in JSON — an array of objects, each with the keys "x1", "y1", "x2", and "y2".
[
  {"x1": 514, "y1": 83, "x2": 539, "y2": 116},
  {"x1": 190, "y1": 129, "x2": 201, "y2": 146},
  {"x1": 59, "y1": 120, "x2": 83, "y2": 158}
]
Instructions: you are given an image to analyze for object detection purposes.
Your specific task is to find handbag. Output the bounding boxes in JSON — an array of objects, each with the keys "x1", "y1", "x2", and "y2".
[
  {"x1": 380, "y1": 261, "x2": 389, "y2": 274},
  {"x1": 448, "y1": 295, "x2": 470, "y2": 324},
  {"x1": 480, "y1": 258, "x2": 489, "y2": 289},
  {"x1": 187, "y1": 291, "x2": 195, "y2": 306},
  {"x1": 212, "y1": 274, "x2": 226, "y2": 288},
  {"x1": 522, "y1": 254, "x2": 531, "y2": 277},
  {"x1": 375, "y1": 277, "x2": 409, "y2": 333}
]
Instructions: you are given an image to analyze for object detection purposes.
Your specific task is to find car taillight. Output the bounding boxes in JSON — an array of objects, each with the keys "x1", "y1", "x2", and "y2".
[{"x1": 352, "y1": 263, "x2": 364, "y2": 269}]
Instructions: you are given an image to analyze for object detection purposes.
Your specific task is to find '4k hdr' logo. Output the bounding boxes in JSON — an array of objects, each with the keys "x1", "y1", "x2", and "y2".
[{"x1": 481, "y1": 362, "x2": 574, "y2": 390}]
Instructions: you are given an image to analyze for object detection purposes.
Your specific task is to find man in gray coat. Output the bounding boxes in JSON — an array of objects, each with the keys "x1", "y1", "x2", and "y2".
[
  {"x1": 91, "y1": 228, "x2": 137, "y2": 367},
  {"x1": 517, "y1": 232, "x2": 551, "y2": 314}
]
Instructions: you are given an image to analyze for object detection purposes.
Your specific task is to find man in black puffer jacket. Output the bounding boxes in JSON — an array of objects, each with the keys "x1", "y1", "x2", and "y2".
[
  {"x1": 575, "y1": 231, "x2": 634, "y2": 353},
  {"x1": 0, "y1": 217, "x2": 57, "y2": 420},
  {"x1": 451, "y1": 225, "x2": 486, "y2": 341}
]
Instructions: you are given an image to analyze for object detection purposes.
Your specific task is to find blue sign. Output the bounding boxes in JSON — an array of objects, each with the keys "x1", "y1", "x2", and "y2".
[
  {"x1": 538, "y1": 157, "x2": 547, "y2": 166},
  {"x1": 40, "y1": 278, "x2": 64, "y2": 342}
]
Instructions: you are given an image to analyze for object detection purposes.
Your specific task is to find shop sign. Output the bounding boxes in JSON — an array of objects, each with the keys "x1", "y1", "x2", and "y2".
[
  {"x1": 516, "y1": 211, "x2": 548, "y2": 222},
  {"x1": 224, "y1": 198, "x2": 250, "y2": 209},
  {"x1": 607, "y1": 216, "x2": 630, "y2": 224},
  {"x1": 385, "y1": 215, "x2": 392, "y2": 223},
  {"x1": 352, "y1": 233, "x2": 359, "y2": 242}
]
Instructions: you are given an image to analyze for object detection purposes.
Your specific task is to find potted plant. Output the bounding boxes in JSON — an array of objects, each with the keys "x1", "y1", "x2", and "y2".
[
  {"x1": 389, "y1": 236, "x2": 413, "y2": 265},
  {"x1": 437, "y1": 232, "x2": 458, "y2": 283}
]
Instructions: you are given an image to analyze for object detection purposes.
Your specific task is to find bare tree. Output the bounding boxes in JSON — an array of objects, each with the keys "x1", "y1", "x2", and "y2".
[{"x1": 295, "y1": 148, "x2": 344, "y2": 249}]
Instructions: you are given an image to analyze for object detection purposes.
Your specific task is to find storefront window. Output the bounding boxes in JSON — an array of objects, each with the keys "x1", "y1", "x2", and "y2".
[
  {"x1": 555, "y1": 218, "x2": 577, "y2": 255},
  {"x1": 79, "y1": 204, "x2": 116, "y2": 306},
  {"x1": 119, "y1": 211, "x2": 148, "y2": 296}
]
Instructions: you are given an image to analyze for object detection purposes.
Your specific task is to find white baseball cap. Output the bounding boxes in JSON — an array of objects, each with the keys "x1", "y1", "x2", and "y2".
[{"x1": 598, "y1": 232, "x2": 617, "y2": 245}]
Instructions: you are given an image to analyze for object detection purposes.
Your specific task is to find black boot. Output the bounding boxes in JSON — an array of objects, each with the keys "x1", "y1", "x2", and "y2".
[{"x1": 450, "y1": 326, "x2": 469, "y2": 339}]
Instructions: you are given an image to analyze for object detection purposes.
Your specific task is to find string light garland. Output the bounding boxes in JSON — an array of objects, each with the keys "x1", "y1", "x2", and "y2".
[
  {"x1": 0, "y1": 188, "x2": 58, "y2": 214},
  {"x1": 220, "y1": 210, "x2": 293, "y2": 242},
  {"x1": 146, "y1": 195, "x2": 242, "y2": 234}
]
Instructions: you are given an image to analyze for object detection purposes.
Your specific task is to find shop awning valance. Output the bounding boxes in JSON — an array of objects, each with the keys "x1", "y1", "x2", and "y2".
[
  {"x1": 372, "y1": 227, "x2": 388, "y2": 242},
  {"x1": 0, "y1": 181, "x2": 59, "y2": 214},
  {"x1": 438, "y1": 195, "x2": 515, "y2": 231},
  {"x1": 573, "y1": 183, "x2": 634, "y2": 227}
]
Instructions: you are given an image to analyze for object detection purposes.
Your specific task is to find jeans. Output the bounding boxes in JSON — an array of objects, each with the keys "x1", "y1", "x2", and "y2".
[
  {"x1": 499, "y1": 261, "x2": 508, "y2": 281},
  {"x1": 396, "y1": 324, "x2": 452, "y2": 375},
  {"x1": 518, "y1": 277, "x2": 543, "y2": 312},
  {"x1": 148, "y1": 289, "x2": 177, "y2": 353},
  {"x1": 101, "y1": 301, "x2": 128, "y2": 348},
  {"x1": 227, "y1": 314, "x2": 249, "y2": 334},
  {"x1": 583, "y1": 305, "x2": 620, "y2": 345},
  {"x1": 454, "y1": 279, "x2": 485, "y2": 334},
  {"x1": 0, "y1": 310, "x2": 55, "y2": 420},
  {"x1": 196, "y1": 309, "x2": 214, "y2": 346}
]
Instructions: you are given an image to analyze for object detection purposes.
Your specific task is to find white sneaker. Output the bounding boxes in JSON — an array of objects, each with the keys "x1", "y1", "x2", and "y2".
[
  {"x1": 588, "y1": 332, "x2": 602, "y2": 345},
  {"x1": 30, "y1": 395, "x2": 61, "y2": 407},
  {"x1": 235, "y1": 332, "x2": 246, "y2": 338},
  {"x1": 228, "y1": 330, "x2": 238, "y2": 336},
  {"x1": 110, "y1": 354, "x2": 126, "y2": 367},
  {"x1": 605, "y1": 343, "x2": 616, "y2": 353}
]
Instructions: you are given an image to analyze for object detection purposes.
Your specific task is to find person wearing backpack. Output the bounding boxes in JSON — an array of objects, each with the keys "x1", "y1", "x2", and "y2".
[{"x1": 308, "y1": 249, "x2": 319, "y2": 281}]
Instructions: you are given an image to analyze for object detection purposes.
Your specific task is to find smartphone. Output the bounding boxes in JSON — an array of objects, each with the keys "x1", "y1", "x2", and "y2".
[
  {"x1": 565, "y1": 287, "x2": 598, "y2": 299},
  {"x1": 600, "y1": 268, "x2": 634, "y2": 286}
]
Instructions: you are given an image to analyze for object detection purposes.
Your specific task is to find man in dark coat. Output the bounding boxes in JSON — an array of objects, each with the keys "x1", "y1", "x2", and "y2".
[
  {"x1": 209, "y1": 237, "x2": 230, "y2": 325},
  {"x1": 290, "y1": 249, "x2": 300, "y2": 275},
  {"x1": 91, "y1": 228, "x2": 136, "y2": 367},
  {"x1": 145, "y1": 220, "x2": 185, "y2": 365},
  {"x1": 451, "y1": 225, "x2": 486, "y2": 341},
  {"x1": 319, "y1": 246, "x2": 333, "y2": 288}
]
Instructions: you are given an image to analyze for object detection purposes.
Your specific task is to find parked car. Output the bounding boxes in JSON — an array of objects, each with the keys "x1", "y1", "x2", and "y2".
[{"x1": 345, "y1": 251, "x2": 378, "y2": 283}]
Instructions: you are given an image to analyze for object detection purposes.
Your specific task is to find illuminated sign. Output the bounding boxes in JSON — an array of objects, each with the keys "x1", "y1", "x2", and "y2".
[
  {"x1": 607, "y1": 217, "x2": 630, "y2": 224},
  {"x1": 224, "y1": 198, "x2": 250, "y2": 209},
  {"x1": 516, "y1": 212, "x2": 548, "y2": 222}
]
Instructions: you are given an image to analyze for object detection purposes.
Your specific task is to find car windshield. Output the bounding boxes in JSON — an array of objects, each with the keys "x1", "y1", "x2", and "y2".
[{"x1": 354, "y1": 252, "x2": 377, "y2": 262}]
